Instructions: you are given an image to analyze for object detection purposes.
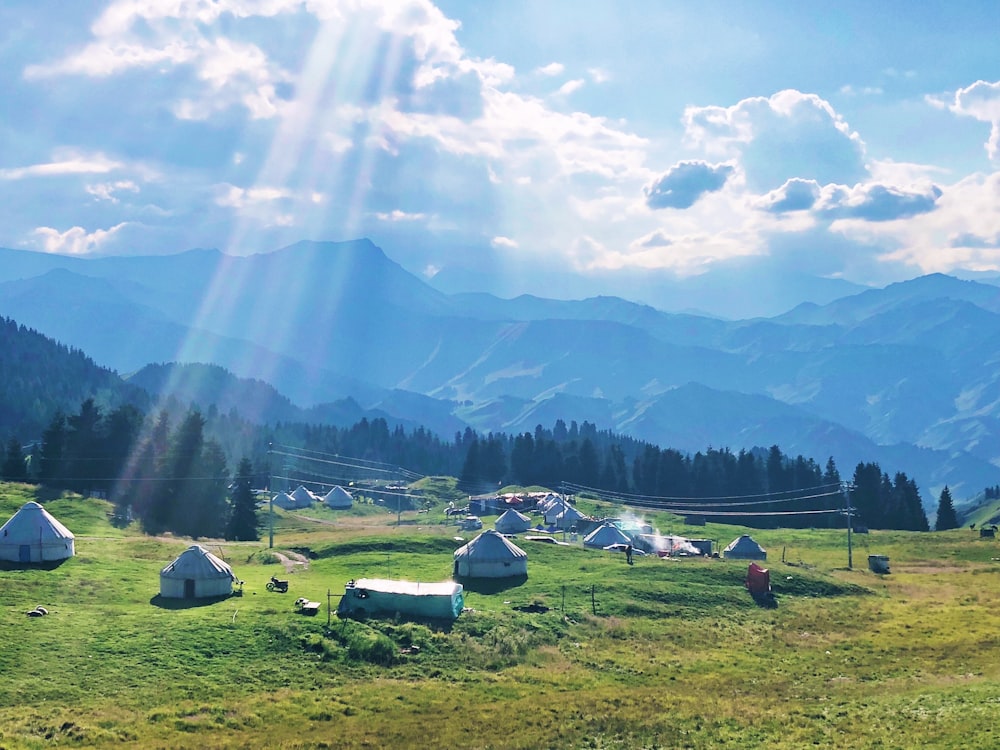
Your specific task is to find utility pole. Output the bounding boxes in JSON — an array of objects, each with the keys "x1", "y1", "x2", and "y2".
[
  {"x1": 842, "y1": 481, "x2": 853, "y2": 569},
  {"x1": 268, "y1": 443, "x2": 274, "y2": 549}
]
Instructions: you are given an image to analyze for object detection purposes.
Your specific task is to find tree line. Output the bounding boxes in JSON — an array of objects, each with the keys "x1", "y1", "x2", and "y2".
[{"x1": 2, "y1": 401, "x2": 932, "y2": 535}]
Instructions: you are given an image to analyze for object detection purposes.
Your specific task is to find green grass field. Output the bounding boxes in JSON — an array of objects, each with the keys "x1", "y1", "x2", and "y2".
[{"x1": 3, "y1": 482, "x2": 1000, "y2": 749}]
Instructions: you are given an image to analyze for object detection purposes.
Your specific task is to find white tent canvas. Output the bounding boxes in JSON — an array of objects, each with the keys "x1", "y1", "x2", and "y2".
[
  {"x1": 290, "y1": 486, "x2": 316, "y2": 508},
  {"x1": 0, "y1": 501, "x2": 75, "y2": 563},
  {"x1": 555, "y1": 505, "x2": 586, "y2": 529},
  {"x1": 583, "y1": 523, "x2": 632, "y2": 549},
  {"x1": 494, "y1": 509, "x2": 531, "y2": 534},
  {"x1": 324, "y1": 486, "x2": 353, "y2": 509},
  {"x1": 159, "y1": 544, "x2": 238, "y2": 599},
  {"x1": 723, "y1": 534, "x2": 767, "y2": 560},
  {"x1": 271, "y1": 492, "x2": 296, "y2": 510},
  {"x1": 453, "y1": 530, "x2": 528, "y2": 579}
]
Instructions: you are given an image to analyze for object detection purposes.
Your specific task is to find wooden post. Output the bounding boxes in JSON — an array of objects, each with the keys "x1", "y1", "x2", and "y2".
[
  {"x1": 561, "y1": 585, "x2": 565, "y2": 613},
  {"x1": 591, "y1": 584, "x2": 596, "y2": 615},
  {"x1": 327, "y1": 588, "x2": 332, "y2": 627}
]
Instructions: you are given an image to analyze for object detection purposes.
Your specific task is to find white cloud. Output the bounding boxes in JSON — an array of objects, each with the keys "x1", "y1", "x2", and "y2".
[
  {"x1": 683, "y1": 89, "x2": 867, "y2": 192},
  {"x1": 536, "y1": 62, "x2": 564, "y2": 77},
  {"x1": 375, "y1": 209, "x2": 427, "y2": 222},
  {"x1": 0, "y1": 152, "x2": 122, "y2": 179},
  {"x1": 32, "y1": 223, "x2": 129, "y2": 255},
  {"x1": 85, "y1": 180, "x2": 140, "y2": 203},
  {"x1": 215, "y1": 184, "x2": 291, "y2": 208},
  {"x1": 936, "y1": 79, "x2": 1000, "y2": 159},
  {"x1": 588, "y1": 67, "x2": 610, "y2": 84},
  {"x1": 491, "y1": 235, "x2": 518, "y2": 248},
  {"x1": 556, "y1": 79, "x2": 585, "y2": 96}
]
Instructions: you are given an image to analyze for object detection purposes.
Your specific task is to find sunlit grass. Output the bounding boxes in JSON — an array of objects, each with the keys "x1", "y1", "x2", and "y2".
[{"x1": 4, "y1": 484, "x2": 1000, "y2": 748}]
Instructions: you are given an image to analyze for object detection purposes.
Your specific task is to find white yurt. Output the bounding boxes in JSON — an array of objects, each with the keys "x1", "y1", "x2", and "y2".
[
  {"x1": 290, "y1": 485, "x2": 316, "y2": 508},
  {"x1": 583, "y1": 523, "x2": 632, "y2": 549},
  {"x1": 494, "y1": 508, "x2": 532, "y2": 534},
  {"x1": 723, "y1": 534, "x2": 767, "y2": 560},
  {"x1": 159, "y1": 544, "x2": 238, "y2": 599},
  {"x1": 543, "y1": 502, "x2": 569, "y2": 525},
  {"x1": 0, "y1": 501, "x2": 75, "y2": 563},
  {"x1": 453, "y1": 530, "x2": 528, "y2": 579},
  {"x1": 324, "y1": 485, "x2": 353, "y2": 509},
  {"x1": 555, "y1": 504, "x2": 587, "y2": 530},
  {"x1": 271, "y1": 491, "x2": 296, "y2": 510}
]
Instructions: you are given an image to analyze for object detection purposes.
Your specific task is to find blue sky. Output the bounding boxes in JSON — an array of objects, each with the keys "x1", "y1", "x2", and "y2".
[{"x1": 2, "y1": 0, "x2": 999, "y2": 292}]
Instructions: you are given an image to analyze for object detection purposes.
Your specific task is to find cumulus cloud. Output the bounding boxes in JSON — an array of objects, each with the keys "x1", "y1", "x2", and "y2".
[
  {"x1": 491, "y1": 235, "x2": 518, "y2": 248},
  {"x1": 32, "y1": 223, "x2": 129, "y2": 255},
  {"x1": 683, "y1": 89, "x2": 867, "y2": 192},
  {"x1": 819, "y1": 182, "x2": 942, "y2": 222},
  {"x1": 633, "y1": 230, "x2": 673, "y2": 248},
  {"x1": 934, "y1": 79, "x2": 1000, "y2": 159},
  {"x1": 950, "y1": 232, "x2": 1000, "y2": 249},
  {"x1": 536, "y1": 62, "x2": 564, "y2": 76},
  {"x1": 757, "y1": 178, "x2": 821, "y2": 213},
  {"x1": 644, "y1": 161, "x2": 734, "y2": 210}
]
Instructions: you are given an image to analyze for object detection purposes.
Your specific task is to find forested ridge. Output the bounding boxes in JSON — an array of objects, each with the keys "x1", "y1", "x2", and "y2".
[{"x1": 0, "y1": 317, "x2": 927, "y2": 535}]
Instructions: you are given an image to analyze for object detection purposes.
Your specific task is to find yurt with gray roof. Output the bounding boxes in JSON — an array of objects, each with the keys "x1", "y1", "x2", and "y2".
[{"x1": 160, "y1": 545, "x2": 239, "y2": 599}]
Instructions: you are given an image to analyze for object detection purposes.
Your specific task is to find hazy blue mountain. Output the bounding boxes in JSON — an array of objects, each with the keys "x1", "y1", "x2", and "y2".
[{"x1": 7, "y1": 240, "x2": 1000, "y2": 500}]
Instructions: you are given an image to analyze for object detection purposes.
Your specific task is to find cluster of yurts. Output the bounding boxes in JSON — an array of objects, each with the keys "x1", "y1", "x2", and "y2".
[{"x1": 1, "y1": 497, "x2": 770, "y2": 601}]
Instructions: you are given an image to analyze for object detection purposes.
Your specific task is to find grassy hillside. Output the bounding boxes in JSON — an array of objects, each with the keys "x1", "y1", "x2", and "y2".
[{"x1": 3, "y1": 484, "x2": 1000, "y2": 748}]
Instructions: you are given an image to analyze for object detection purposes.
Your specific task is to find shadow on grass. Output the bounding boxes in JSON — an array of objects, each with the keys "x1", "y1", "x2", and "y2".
[
  {"x1": 455, "y1": 575, "x2": 528, "y2": 595},
  {"x1": 0, "y1": 558, "x2": 71, "y2": 572},
  {"x1": 149, "y1": 593, "x2": 242, "y2": 610}
]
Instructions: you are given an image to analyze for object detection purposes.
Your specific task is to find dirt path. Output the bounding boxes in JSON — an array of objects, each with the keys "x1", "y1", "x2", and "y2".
[{"x1": 272, "y1": 550, "x2": 309, "y2": 573}]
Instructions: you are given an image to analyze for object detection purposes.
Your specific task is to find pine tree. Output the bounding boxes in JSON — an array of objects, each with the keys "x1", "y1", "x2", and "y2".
[
  {"x1": 1, "y1": 437, "x2": 28, "y2": 482},
  {"x1": 227, "y1": 458, "x2": 259, "y2": 541},
  {"x1": 935, "y1": 485, "x2": 959, "y2": 531}
]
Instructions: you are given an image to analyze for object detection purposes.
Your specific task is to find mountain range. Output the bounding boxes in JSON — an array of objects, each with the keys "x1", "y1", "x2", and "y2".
[{"x1": 3, "y1": 239, "x2": 1000, "y2": 502}]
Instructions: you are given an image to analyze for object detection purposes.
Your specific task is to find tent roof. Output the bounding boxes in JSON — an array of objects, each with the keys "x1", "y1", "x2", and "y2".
[
  {"x1": 324, "y1": 486, "x2": 353, "y2": 506},
  {"x1": 557, "y1": 505, "x2": 586, "y2": 520},
  {"x1": 724, "y1": 534, "x2": 766, "y2": 554},
  {"x1": 455, "y1": 529, "x2": 527, "y2": 561},
  {"x1": 0, "y1": 501, "x2": 74, "y2": 541},
  {"x1": 161, "y1": 545, "x2": 236, "y2": 580},
  {"x1": 290, "y1": 486, "x2": 316, "y2": 505},
  {"x1": 583, "y1": 523, "x2": 631, "y2": 547},
  {"x1": 496, "y1": 508, "x2": 530, "y2": 523}
]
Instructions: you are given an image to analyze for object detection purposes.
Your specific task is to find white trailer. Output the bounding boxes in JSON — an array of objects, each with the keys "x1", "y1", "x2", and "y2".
[{"x1": 337, "y1": 578, "x2": 464, "y2": 621}]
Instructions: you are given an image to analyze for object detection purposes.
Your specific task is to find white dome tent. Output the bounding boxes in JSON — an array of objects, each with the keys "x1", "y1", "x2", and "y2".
[
  {"x1": 0, "y1": 501, "x2": 75, "y2": 563},
  {"x1": 159, "y1": 545, "x2": 239, "y2": 599},
  {"x1": 289, "y1": 486, "x2": 316, "y2": 508},
  {"x1": 555, "y1": 505, "x2": 586, "y2": 530},
  {"x1": 723, "y1": 534, "x2": 767, "y2": 561},
  {"x1": 583, "y1": 523, "x2": 632, "y2": 549},
  {"x1": 324, "y1": 485, "x2": 353, "y2": 509},
  {"x1": 453, "y1": 530, "x2": 528, "y2": 579},
  {"x1": 271, "y1": 491, "x2": 296, "y2": 510},
  {"x1": 494, "y1": 509, "x2": 531, "y2": 534}
]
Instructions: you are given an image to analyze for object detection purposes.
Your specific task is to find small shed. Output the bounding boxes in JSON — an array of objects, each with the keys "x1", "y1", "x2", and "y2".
[
  {"x1": 453, "y1": 530, "x2": 528, "y2": 579},
  {"x1": 159, "y1": 545, "x2": 238, "y2": 599},
  {"x1": 723, "y1": 534, "x2": 767, "y2": 561}
]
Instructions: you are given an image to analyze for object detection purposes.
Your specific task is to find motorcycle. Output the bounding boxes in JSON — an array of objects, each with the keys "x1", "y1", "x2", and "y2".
[{"x1": 266, "y1": 575, "x2": 289, "y2": 593}]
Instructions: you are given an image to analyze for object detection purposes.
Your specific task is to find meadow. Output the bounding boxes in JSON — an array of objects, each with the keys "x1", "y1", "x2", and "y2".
[{"x1": 2, "y1": 482, "x2": 1000, "y2": 749}]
